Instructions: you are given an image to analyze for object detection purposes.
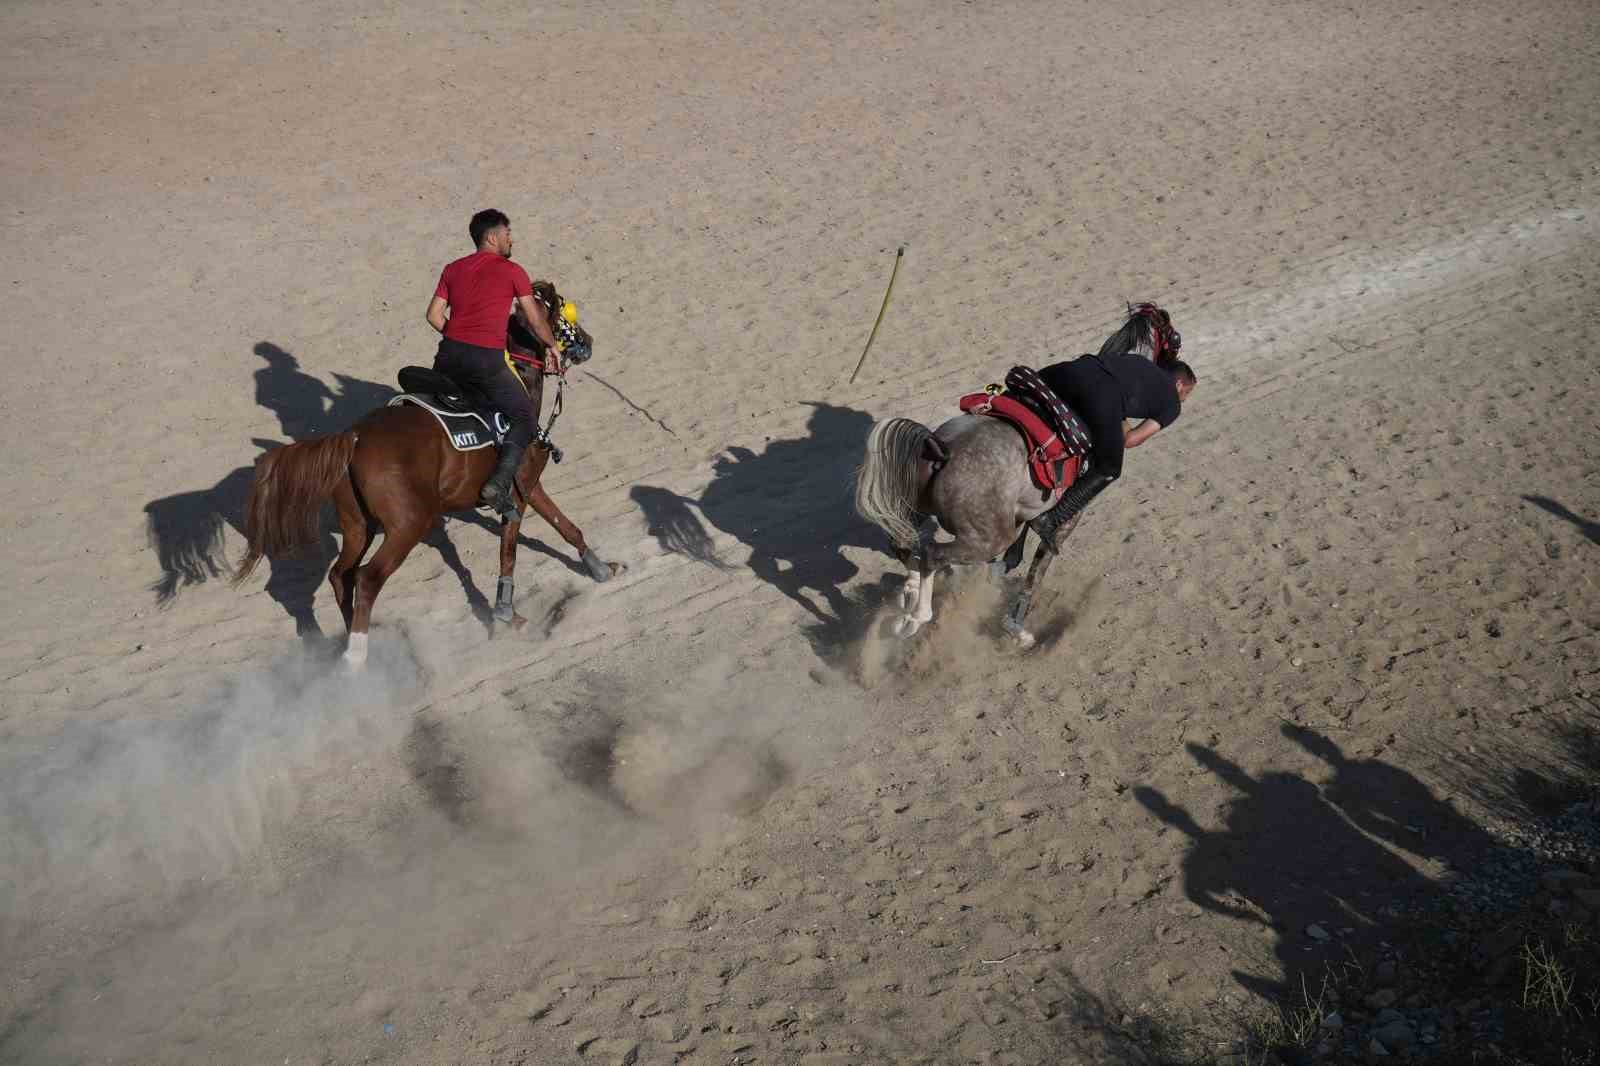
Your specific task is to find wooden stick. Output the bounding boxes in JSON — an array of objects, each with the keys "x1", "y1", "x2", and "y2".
[{"x1": 849, "y1": 246, "x2": 905, "y2": 384}]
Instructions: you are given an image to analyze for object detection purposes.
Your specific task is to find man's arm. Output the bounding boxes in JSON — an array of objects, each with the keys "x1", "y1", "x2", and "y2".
[
  {"x1": 1124, "y1": 419, "x2": 1162, "y2": 449},
  {"x1": 426, "y1": 295, "x2": 449, "y2": 335},
  {"x1": 514, "y1": 294, "x2": 563, "y2": 371}
]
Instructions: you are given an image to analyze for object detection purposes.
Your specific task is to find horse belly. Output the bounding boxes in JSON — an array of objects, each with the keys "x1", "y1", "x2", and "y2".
[{"x1": 352, "y1": 407, "x2": 487, "y2": 513}]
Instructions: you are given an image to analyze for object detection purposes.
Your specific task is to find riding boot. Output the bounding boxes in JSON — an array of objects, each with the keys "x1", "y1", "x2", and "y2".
[
  {"x1": 1027, "y1": 471, "x2": 1116, "y2": 550},
  {"x1": 479, "y1": 442, "x2": 527, "y2": 522}
]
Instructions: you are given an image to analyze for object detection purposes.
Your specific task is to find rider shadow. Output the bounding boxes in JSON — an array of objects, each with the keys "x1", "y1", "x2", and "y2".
[
  {"x1": 143, "y1": 344, "x2": 377, "y2": 639},
  {"x1": 629, "y1": 402, "x2": 882, "y2": 654},
  {"x1": 1134, "y1": 725, "x2": 1496, "y2": 1003},
  {"x1": 143, "y1": 438, "x2": 330, "y2": 641}
]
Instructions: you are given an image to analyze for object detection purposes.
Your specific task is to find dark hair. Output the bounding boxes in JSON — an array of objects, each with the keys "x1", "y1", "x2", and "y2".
[
  {"x1": 1166, "y1": 359, "x2": 1196, "y2": 387},
  {"x1": 470, "y1": 209, "x2": 510, "y2": 246}
]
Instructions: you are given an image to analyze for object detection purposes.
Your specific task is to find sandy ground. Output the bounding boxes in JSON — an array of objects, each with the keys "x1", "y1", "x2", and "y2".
[{"x1": 2, "y1": 0, "x2": 1598, "y2": 1062}]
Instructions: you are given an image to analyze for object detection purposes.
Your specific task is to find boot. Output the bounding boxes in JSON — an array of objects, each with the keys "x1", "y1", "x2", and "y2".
[
  {"x1": 1027, "y1": 471, "x2": 1116, "y2": 549},
  {"x1": 479, "y1": 442, "x2": 526, "y2": 521}
]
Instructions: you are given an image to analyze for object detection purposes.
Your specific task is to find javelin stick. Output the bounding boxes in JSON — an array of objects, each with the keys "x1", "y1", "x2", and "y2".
[{"x1": 849, "y1": 246, "x2": 905, "y2": 384}]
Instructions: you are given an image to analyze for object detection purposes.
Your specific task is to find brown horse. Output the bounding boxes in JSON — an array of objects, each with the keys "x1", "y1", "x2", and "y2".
[{"x1": 233, "y1": 282, "x2": 621, "y2": 664}]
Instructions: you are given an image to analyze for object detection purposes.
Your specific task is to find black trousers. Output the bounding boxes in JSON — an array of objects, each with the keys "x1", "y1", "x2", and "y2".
[{"x1": 433, "y1": 337, "x2": 535, "y2": 449}]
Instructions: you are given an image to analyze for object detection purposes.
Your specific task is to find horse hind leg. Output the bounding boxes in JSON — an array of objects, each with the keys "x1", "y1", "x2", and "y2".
[
  {"x1": 891, "y1": 523, "x2": 1013, "y2": 639},
  {"x1": 327, "y1": 477, "x2": 372, "y2": 633},
  {"x1": 345, "y1": 517, "x2": 427, "y2": 667},
  {"x1": 893, "y1": 555, "x2": 936, "y2": 637}
]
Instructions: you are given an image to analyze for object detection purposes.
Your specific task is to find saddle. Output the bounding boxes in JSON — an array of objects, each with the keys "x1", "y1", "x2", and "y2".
[
  {"x1": 390, "y1": 366, "x2": 510, "y2": 452},
  {"x1": 959, "y1": 366, "x2": 1092, "y2": 494}
]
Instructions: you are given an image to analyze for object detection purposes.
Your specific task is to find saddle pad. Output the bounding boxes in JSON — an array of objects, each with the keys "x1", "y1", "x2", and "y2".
[
  {"x1": 1003, "y1": 365, "x2": 1094, "y2": 458},
  {"x1": 389, "y1": 394, "x2": 508, "y2": 452},
  {"x1": 958, "y1": 392, "x2": 1083, "y2": 493}
]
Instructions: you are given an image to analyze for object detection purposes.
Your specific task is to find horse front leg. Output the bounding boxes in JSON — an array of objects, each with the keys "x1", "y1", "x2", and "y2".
[
  {"x1": 1002, "y1": 512, "x2": 1082, "y2": 648},
  {"x1": 494, "y1": 509, "x2": 530, "y2": 629},
  {"x1": 523, "y1": 481, "x2": 623, "y2": 583}
]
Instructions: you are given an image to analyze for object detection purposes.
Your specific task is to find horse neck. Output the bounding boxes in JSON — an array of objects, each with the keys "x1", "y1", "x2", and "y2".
[
  {"x1": 1096, "y1": 319, "x2": 1154, "y2": 359},
  {"x1": 522, "y1": 367, "x2": 546, "y2": 419}
]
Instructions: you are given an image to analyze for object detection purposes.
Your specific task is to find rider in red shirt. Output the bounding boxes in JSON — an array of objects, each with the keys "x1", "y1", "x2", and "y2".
[{"x1": 426, "y1": 209, "x2": 563, "y2": 520}]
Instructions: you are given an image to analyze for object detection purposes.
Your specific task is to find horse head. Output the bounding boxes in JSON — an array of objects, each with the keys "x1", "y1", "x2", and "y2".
[
  {"x1": 1097, "y1": 302, "x2": 1183, "y2": 365},
  {"x1": 532, "y1": 280, "x2": 594, "y2": 367}
]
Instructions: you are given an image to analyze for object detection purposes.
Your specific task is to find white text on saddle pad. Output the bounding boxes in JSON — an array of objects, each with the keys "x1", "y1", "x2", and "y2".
[{"x1": 389, "y1": 394, "x2": 506, "y2": 452}]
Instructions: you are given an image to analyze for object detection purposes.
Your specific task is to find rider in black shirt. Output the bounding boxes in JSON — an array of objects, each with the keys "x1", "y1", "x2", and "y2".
[{"x1": 1029, "y1": 351, "x2": 1196, "y2": 545}]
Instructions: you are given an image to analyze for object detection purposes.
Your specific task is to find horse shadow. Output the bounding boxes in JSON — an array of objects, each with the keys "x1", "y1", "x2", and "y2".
[
  {"x1": 629, "y1": 402, "x2": 883, "y2": 652},
  {"x1": 1134, "y1": 724, "x2": 1497, "y2": 1003},
  {"x1": 143, "y1": 341, "x2": 578, "y2": 639}
]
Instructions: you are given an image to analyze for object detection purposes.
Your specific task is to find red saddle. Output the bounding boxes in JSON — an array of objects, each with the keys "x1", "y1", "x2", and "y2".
[{"x1": 958, "y1": 391, "x2": 1083, "y2": 493}]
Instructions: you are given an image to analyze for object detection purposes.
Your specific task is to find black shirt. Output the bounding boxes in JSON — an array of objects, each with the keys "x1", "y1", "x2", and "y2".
[
  {"x1": 1103, "y1": 354, "x2": 1181, "y2": 426},
  {"x1": 1036, "y1": 353, "x2": 1181, "y2": 479}
]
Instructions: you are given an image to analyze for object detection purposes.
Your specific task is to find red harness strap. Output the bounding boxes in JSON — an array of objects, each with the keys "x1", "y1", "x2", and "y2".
[
  {"x1": 507, "y1": 348, "x2": 546, "y2": 372},
  {"x1": 959, "y1": 392, "x2": 1082, "y2": 493}
]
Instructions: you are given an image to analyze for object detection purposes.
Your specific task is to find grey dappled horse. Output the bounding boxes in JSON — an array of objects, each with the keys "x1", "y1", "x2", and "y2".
[{"x1": 854, "y1": 308, "x2": 1167, "y2": 647}]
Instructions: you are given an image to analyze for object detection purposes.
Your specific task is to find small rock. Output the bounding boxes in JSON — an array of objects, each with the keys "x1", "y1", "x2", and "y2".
[
  {"x1": 1306, "y1": 923, "x2": 1331, "y2": 942},
  {"x1": 1375, "y1": 1008, "x2": 1404, "y2": 1026},
  {"x1": 1365, "y1": 989, "x2": 1399, "y2": 1010},
  {"x1": 1368, "y1": 1037, "x2": 1390, "y2": 1057},
  {"x1": 1321, "y1": 1011, "x2": 1344, "y2": 1029}
]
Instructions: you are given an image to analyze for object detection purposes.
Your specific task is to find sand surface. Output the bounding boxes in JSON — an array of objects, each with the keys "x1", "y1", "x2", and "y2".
[{"x1": 2, "y1": 0, "x2": 1598, "y2": 1062}]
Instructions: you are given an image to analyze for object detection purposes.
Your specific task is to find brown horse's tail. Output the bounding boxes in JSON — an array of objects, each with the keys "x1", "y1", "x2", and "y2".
[{"x1": 232, "y1": 431, "x2": 358, "y2": 584}]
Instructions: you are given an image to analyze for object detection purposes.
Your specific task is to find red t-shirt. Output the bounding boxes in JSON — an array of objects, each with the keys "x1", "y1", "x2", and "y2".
[{"x1": 434, "y1": 251, "x2": 533, "y2": 349}]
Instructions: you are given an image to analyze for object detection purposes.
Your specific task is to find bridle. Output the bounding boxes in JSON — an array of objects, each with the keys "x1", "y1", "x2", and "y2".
[
  {"x1": 505, "y1": 289, "x2": 589, "y2": 464},
  {"x1": 1129, "y1": 302, "x2": 1182, "y2": 363}
]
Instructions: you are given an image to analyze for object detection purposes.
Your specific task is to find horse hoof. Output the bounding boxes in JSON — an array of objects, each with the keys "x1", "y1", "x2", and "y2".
[
  {"x1": 1011, "y1": 628, "x2": 1036, "y2": 650},
  {"x1": 583, "y1": 549, "x2": 618, "y2": 583},
  {"x1": 343, "y1": 632, "x2": 369, "y2": 667},
  {"x1": 497, "y1": 612, "x2": 528, "y2": 631},
  {"x1": 892, "y1": 614, "x2": 924, "y2": 638}
]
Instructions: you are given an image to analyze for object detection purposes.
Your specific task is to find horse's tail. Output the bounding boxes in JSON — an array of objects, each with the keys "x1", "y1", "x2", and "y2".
[
  {"x1": 855, "y1": 417, "x2": 940, "y2": 551},
  {"x1": 232, "y1": 431, "x2": 358, "y2": 584}
]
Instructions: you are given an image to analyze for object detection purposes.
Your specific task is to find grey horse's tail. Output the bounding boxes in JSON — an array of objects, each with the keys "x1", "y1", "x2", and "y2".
[{"x1": 855, "y1": 418, "x2": 935, "y2": 551}]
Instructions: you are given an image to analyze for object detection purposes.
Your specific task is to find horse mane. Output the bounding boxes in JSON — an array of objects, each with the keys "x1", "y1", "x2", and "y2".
[{"x1": 1095, "y1": 312, "x2": 1154, "y2": 359}]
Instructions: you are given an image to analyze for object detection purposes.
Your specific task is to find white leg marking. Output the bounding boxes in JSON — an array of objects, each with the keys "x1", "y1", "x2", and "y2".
[
  {"x1": 912, "y1": 566, "x2": 935, "y2": 623},
  {"x1": 900, "y1": 570, "x2": 922, "y2": 612}
]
